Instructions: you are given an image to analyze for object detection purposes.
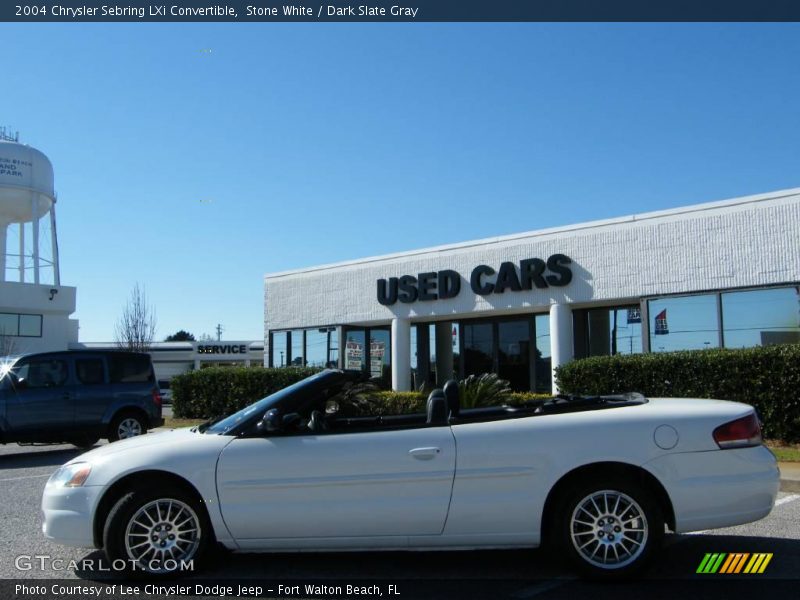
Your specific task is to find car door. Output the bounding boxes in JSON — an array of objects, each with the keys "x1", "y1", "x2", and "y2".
[
  {"x1": 216, "y1": 425, "x2": 457, "y2": 542},
  {"x1": 72, "y1": 355, "x2": 110, "y2": 430},
  {"x1": 4, "y1": 356, "x2": 74, "y2": 435}
]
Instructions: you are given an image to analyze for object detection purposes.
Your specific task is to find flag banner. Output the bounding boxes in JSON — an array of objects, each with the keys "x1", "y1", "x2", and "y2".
[
  {"x1": 654, "y1": 309, "x2": 669, "y2": 335},
  {"x1": 627, "y1": 307, "x2": 642, "y2": 324}
]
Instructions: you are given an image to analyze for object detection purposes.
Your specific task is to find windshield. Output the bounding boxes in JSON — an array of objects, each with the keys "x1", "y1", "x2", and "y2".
[
  {"x1": 0, "y1": 356, "x2": 21, "y2": 388},
  {"x1": 202, "y1": 370, "x2": 335, "y2": 435}
]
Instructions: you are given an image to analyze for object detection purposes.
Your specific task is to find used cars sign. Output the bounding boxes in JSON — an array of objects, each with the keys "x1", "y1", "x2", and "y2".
[{"x1": 377, "y1": 254, "x2": 573, "y2": 306}]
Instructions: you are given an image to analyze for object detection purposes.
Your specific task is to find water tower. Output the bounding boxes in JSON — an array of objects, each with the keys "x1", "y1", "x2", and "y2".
[
  {"x1": 0, "y1": 128, "x2": 60, "y2": 285},
  {"x1": 0, "y1": 129, "x2": 77, "y2": 355}
]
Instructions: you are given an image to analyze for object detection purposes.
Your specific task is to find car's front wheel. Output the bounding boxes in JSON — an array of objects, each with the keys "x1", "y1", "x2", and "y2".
[
  {"x1": 103, "y1": 485, "x2": 209, "y2": 576},
  {"x1": 557, "y1": 477, "x2": 663, "y2": 578}
]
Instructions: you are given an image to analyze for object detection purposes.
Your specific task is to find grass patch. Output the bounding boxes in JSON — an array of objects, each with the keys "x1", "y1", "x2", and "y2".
[
  {"x1": 766, "y1": 441, "x2": 800, "y2": 462},
  {"x1": 162, "y1": 416, "x2": 206, "y2": 429}
]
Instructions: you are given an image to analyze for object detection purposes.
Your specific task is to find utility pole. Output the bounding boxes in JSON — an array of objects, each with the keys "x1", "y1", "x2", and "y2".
[{"x1": 215, "y1": 323, "x2": 223, "y2": 341}]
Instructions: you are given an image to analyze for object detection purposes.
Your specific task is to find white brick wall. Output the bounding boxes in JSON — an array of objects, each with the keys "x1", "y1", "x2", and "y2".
[{"x1": 264, "y1": 188, "x2": 800, "y2": 338}]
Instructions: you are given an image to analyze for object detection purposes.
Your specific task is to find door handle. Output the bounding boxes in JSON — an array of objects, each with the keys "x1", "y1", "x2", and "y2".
[{"x1": 409, "y1": 447, "x2": 441, "y2": 460}]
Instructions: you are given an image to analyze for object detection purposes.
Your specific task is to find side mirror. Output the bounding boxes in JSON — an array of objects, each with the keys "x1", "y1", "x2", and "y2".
[
  {"x1": 14, "y1": 377, "x2": 28, "y2": 391},
  {"x1": 260, "y1": 408, "x2": 283, "y2": 433}
]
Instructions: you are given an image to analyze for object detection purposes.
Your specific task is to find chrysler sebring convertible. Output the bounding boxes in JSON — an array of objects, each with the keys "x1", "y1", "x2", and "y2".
[{"x1": 42, "y1": 370, "x2": 779, "y2": 577}]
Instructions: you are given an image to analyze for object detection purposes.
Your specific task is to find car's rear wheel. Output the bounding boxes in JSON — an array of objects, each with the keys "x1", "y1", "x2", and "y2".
[
  {"x1": 108, "y1": 413, "x2": 147, "y2": 442},
  {"x1": 103, "y1": 485, "x2": 208, "y2": 576},
  {"x1": 557, "y1": 477, "x2": 663, "y2": 578}
]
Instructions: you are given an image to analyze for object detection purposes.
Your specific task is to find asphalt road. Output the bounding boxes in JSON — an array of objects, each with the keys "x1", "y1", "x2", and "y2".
[{"x1": 1, "y1": 438, "x2": 798, "y2": 599}]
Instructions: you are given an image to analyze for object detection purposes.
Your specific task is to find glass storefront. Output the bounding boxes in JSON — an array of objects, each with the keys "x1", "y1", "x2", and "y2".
[
  {"x1": 267, "y1": 284, "x2": 798, "y2": 393},
  {"x1": 458, "y1": 315, "x2": 551, "y2": 393},
  {"x1": 647, "y1": 285, "x2": 800, "y2": 352},
  {"x1": 722, "y1": 287, "x2": 800, "y2": 347},
  {"x1": 648, "y1": 294, "x2": 719, "y2": 352},
  {"x1": 574, "y1": 305, "x2": 643, "y2": 358}
]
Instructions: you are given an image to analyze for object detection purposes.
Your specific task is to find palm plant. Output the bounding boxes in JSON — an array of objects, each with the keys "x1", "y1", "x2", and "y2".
[{"x1": 458, "y1": 373, "x2": 512, "y2": 408}]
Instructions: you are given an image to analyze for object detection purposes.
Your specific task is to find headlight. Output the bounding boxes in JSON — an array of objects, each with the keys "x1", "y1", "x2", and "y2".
[{"x1": 47, "y1": 463, "x2": 92, "y2": 487}]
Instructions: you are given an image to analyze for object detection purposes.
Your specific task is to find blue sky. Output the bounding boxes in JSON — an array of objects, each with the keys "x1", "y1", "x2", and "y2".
[{"x1": 2, "y1": 23, "x2": 800, "y2": 342}]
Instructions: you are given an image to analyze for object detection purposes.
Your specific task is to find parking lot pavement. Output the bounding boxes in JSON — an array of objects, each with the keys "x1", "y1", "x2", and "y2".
[{"x1": 1, "y1": 441, "x2": 798, "y2": 598}]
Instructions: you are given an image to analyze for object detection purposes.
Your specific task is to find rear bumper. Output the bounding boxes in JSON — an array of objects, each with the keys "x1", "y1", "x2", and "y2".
[
  {"x1": 150, "y1": 417, "x2": 165, "y2": 428},
  {"x1": 643, "y1": 445, "x2": 779, "y2": 533}
]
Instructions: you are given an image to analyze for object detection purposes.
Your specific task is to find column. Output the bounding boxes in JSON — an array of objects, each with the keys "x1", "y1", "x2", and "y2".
[
  {"x1": 550, "y1": 303, "x2": 573, "y2": 395},
  {"x1": 435, "y1": 321, "x2": 454, "y2": 385},
  {"x1": 32, "y1": 196, "x2": 40, "y2": 284},
  {"x1": 391, "y1": 317, "x2": 411, "y2": 391},
  {"x1": 18, "y1": 222, "x2": 25, "y2": 283},
  {"x1": 50, "y1": 203, "x2": 60, "y2": 286},
  {"x1": 0, "y1": 222, "x2": 6, "y2": 282}
]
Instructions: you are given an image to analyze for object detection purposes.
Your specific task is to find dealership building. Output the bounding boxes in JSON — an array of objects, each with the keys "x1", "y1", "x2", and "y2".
[{"x1": 264, "y1": 188, "x2": 800, "y2": 394}]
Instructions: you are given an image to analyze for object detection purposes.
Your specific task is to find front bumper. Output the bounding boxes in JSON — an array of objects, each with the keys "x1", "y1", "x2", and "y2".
[
  {"x1": 41, "y1": 483, "x2": 105, "y2": 548},
  {"x1": 644, "y1": 445, "x2": 780, "y2": 533}
]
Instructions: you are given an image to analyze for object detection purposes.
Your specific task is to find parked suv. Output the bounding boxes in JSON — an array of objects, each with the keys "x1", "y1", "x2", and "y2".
[{"x1": 0, "y1": 350, "x2": 164, "y2": 448}]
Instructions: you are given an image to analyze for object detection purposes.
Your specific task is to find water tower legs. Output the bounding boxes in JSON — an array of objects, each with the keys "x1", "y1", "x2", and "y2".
[
  {"x1": 0, "y1": 222, "x2": 5, "y2": 282},
  {"x1": 32, "y1": 196, "x2": 40, "y2": 284},
  {"x1": 18, "y1": 221, "x2": 24, "y2": 283},
  {"x1": 50, "y1": 202, "x2": 60, "y2": 286}
]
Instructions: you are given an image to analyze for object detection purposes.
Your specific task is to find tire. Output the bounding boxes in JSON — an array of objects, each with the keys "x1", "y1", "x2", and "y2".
[
  {"x1": 556, "y1": 476, "x2": 664, "y2": 578},
  {"x1": 69, "y1": 436, "x2": 99, "y2": 449},
  {"x1": 103, "y1": 484, "x2": 209, "y2": 577},
  {"x1": 108, "y1": 412, "x2": 147, "y2": 442}
]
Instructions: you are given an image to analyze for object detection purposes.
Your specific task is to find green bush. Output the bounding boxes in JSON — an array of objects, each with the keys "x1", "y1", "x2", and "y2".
[
  {"x1": 171, "y1": 366, "x2": 321, "y2": 418},
  {"x1": 555, "y1": 344, "x2": 800, "y2": 442}
]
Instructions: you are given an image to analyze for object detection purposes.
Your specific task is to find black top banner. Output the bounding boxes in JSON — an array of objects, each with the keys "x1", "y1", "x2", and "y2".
[{"x1": 5, "y1": 1, "x2": 800, "y2": 22}]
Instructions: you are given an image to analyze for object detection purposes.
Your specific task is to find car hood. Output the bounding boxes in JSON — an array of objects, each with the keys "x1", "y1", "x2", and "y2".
[{"x1": 68, "y1": 428, "x2": 209, "y2": 464}]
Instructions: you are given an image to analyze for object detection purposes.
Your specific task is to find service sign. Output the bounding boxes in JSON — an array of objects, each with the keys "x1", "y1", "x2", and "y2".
[{"x1": 194, "y1": 341, "x2": 252, "y2": 359}]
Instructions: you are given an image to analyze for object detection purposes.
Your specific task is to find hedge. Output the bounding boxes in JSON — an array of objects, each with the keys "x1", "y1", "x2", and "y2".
[
  {"x1": 171, "y1": 367, "x2": 321, "y2": 418},
  {"x1": 555, "y1": 344, "x2": 800, "y2": 442},
  {"x1": 172, "y1": 367, "x2": 554, "y2": 419}
]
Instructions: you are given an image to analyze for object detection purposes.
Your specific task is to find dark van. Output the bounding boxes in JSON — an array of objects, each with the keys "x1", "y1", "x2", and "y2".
[{"x1": 0, "y1": 350, "x2": 164, "y2": 448}]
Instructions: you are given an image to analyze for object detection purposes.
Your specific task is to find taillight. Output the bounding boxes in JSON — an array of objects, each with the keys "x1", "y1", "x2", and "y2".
[
  {"x1": 152, "y1": 389, "x2": 162, "y2": 407},
  {"x1": 713, "y1": 413, "x2": 762, "y2": 449}
]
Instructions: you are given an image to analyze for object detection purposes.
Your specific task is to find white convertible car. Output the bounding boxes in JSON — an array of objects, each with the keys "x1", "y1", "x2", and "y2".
[{"x1": 42, "y1": 369, "x2": 779, "y2": 577}]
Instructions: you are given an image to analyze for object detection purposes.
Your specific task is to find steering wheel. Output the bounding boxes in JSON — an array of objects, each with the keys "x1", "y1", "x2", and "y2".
[{"x1": 307, "y1": 410, "x2": 329, "y2": 433}]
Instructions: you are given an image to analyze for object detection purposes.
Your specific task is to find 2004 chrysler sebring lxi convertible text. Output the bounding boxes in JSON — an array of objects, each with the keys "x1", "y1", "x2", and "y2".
[{"x1": 42, "y1": 370, "x2": 779, "y2": 577}]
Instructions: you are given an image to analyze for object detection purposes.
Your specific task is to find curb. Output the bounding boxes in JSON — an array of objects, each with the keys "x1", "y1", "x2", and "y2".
[{"x1": 780, "y1": 479, "x2": 800, "y2": 493}]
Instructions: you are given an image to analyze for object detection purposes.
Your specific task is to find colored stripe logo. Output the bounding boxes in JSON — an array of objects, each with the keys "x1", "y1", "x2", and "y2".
[{"x1": 696, "y1": 553, "x2": 773, "y2": 574}]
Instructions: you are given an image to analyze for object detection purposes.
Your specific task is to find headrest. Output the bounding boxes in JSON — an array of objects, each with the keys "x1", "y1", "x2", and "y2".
[
  {"x1": 426, "y1": 389, "x2": 447, "y2": 425},
  {"x1": 443, "y1": 379, "x2": 460, "y2": 417}
]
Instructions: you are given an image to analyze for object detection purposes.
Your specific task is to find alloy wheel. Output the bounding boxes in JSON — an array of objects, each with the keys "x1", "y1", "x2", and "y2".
[
  {"x1": 124, "y1": 498, "x2": 201, "y2": 573},
  {"x1": 569, "y1": 489, "x2": 649, "y2": 569}
]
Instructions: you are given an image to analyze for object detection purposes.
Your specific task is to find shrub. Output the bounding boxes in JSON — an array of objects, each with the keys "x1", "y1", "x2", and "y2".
[
  {"x1": 172, "y1": 368, "x2": 555, "y2": 420},
  {"x1": 555, "y1": 344, "x2": 800, "y2": 442},
  {"x1": 171, "y1": 366, "x2": 320, "y2": 418},
  {"x1": 458, "y1": 373, "x2": 512, "y2": 408}
]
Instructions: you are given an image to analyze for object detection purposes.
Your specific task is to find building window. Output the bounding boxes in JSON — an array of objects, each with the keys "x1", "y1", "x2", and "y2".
[
  {"x1": 0, "y1": 313, "x2": 43, "y2": 337},
  {"x1": 648, "y1": 294, "x2": 720, "y2": 352},
  {"x1": 721, "y1": 287, "x2": 800, "y2": 347},
  {"x1": 574, "y1": 306, "x2": 643, "y2": 359},
  {"x1": 369, "y1": 328, "x2": 391, "y2": 384},
  {"x1": 534, "y1": 314, "x2": 551, "y2": 394},
  {"x1": 290, "y1": 330, "x2": 305, "y2": 366},
  {"x1": 459, "y1": 316, "x2": 551, "y2": 393},
  {"x1": 271, "y1": 331, "x2": 289, "y2": 367},
  {"x1": 305, "y1": 327, "x2": 338, "y2": 367}
]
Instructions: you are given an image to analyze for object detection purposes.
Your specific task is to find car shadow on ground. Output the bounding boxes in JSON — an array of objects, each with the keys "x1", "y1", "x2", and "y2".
[{"x1": 0, "y1": 446, "x2": 87, "y2": 469}]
